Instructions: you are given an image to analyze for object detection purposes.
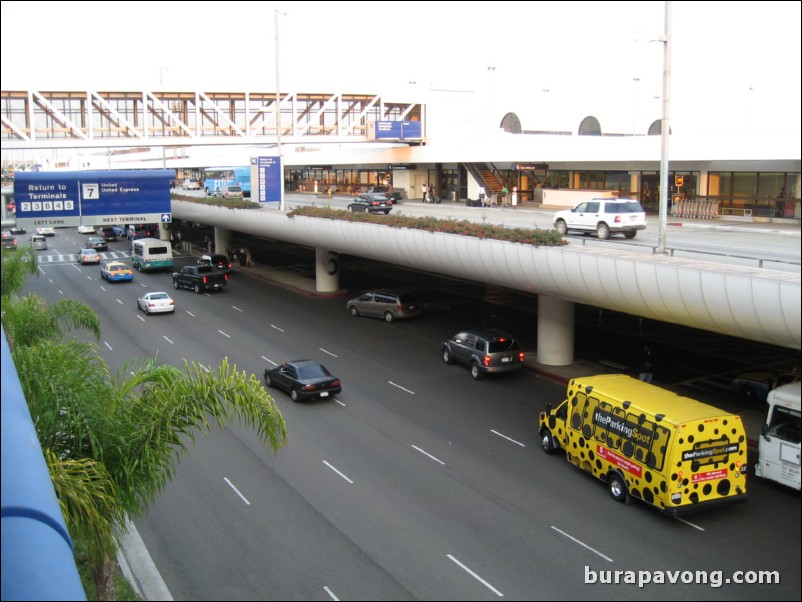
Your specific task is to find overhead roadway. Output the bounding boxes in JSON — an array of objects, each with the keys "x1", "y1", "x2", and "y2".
[{"x1": 173, "y1": 201, "x2": 802, "y2": 355}]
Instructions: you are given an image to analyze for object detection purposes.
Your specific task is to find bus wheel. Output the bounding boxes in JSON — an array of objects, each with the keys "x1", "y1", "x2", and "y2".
[{"x1": 608, "y1": 473, "x2": 629, "y2": 503}]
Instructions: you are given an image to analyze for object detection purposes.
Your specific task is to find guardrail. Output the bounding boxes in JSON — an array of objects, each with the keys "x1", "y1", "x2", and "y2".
[{"x1": 566, "y1": 238, "x2": 800, "y2": 270}]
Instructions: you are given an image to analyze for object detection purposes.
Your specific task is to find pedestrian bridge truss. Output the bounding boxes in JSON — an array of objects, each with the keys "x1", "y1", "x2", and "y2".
[{"x1": 0, "y1": 90, "x2": 424, "y2": 150}]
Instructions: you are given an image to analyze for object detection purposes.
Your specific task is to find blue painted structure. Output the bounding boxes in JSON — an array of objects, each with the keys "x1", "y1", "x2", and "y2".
[{"x1": 1, "y1": 325, "x2": 86, "y2": 601}]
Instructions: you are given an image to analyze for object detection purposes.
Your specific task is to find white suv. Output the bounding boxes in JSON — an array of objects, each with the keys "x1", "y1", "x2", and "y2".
[
  {"x1": 553, "y1": 199, "x2": 646, "y2": 240},
  {"x1": 183, "y1": 178, "x2": 201, "y2": 190}
]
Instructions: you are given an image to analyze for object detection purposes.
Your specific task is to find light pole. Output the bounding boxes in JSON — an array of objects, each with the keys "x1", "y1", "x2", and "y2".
[
  {"x1": 487, "y1": 66, "x2": 496, "y2": 128},
  {"x1": 275, "y1": 9, "x2": 286, "y2": 211},
  {"x1": 657, "y1": 1, "x2": 672, "y2": 255}
]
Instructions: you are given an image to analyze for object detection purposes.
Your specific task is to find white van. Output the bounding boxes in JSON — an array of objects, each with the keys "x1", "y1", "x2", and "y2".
[
  {"x1": 29, "y1": 234, "x2": 48, "y2": 250},
  {"x1": 756, "y1": 381, "x2": 801, "y2": 490},
  {"x1": 131, "y1": 238, "x2": 173, "y2": 272}
]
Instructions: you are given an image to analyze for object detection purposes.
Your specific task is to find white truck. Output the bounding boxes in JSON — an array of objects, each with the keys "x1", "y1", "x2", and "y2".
[{"x1": 756, "y1": 381, "x2": 801, "y2": 490}]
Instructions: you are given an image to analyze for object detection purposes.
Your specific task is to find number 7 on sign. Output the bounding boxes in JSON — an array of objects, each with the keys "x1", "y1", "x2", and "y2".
[{"x1": 82, "y1": 183, "x2": 100, "y2": 200}]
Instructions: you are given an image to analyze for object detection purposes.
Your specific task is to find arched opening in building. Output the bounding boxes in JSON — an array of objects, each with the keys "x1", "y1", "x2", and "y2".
[{"x1": 578, "y1": 116, "x2": 602, "y2": 136}]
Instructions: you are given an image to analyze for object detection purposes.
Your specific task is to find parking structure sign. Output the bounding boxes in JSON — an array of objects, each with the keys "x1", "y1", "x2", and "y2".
[{"x1": 14, "y1": 169, "x2": 175, "y2": 230}]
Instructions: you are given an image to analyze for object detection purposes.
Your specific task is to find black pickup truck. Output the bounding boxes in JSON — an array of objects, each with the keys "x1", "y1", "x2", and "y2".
[{"x1": 172, "y1": 265, "x2": 228, "y2": 294}]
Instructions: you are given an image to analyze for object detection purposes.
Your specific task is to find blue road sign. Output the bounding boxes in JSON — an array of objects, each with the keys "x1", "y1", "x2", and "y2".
[
  {"x1": 14, "y1": 169, "x2": 175, "y2": 229},
  {"x1": 254, "y1": 156, "x2": 282, "y2": 203}
]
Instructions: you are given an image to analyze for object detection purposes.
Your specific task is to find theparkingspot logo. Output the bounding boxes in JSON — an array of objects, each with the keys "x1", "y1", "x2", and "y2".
[{"x1": 585, "y1": 566, "x2": 780, "y2": 588}]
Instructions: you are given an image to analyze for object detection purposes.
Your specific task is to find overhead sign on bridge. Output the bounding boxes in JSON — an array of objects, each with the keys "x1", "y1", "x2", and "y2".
[{"x1": 13, "y1": 169, "x2": 175, "y2": 229}]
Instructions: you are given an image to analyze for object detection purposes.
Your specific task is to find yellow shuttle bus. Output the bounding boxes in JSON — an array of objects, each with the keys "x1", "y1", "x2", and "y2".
[{"x1": 539, "y1": 374, "x2": 748, "y2": 516}]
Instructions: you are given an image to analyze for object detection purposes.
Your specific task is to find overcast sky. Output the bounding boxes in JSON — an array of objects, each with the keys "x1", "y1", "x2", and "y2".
[{"x1": 1, "y1": 1, "x2": 800, "y2": 136}]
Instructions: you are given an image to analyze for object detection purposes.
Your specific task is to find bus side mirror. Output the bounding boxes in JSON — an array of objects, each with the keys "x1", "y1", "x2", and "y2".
[
  {"x1": 761, "y1": 423, "x2": 769, "y2": 438},
  {"x1": 545, "y1": 402, "x2": 552, "y2": 415}
]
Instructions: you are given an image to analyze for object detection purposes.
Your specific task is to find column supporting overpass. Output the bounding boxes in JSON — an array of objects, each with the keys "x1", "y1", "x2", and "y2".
[{"x1": 171, "y1": 201, "x2": 801, "y2": 363}]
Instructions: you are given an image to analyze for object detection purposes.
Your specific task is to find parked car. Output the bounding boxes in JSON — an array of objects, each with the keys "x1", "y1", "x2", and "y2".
[
  {"x1": 137, "y1": 291, "x2": 175, "y2": 314},
  {"x1": 198, "y1": 253, "x2": 232, "y2": 274},
  {"x1": 731, "y1": 370, "x2": 800, "y2": 403},
  {"x1": 442, "y1": 328, "x2": 525, "y2": 380},
  {"x1": 77, "y1": 224, "x2": 96, "y2": 234},
  {"x1": 2, "y1": 230, "x2": 17, "y2": 250},
  {"x1": 100, "y1": 261, "x2": 134, "y2": 282},
  {"x1": 221, "y1": 185, "x2": 244, "y2": 199},
  {"x1": 183, "y1": 178, "x2": 201, "y2": 190},
  {"x1": 347, "y1": 194, "x2": 393, "y2": 215},
  {"x1": 264, "y1": 359, "x2": 342, "y2": 402},
  {"x1": 346, "y1": 290, "x2": 421, "y2": 322},
  {"x1": 85, "y1": 236, "x2": 108, "y2": 251},
  {"x1": 9, "y1": 226, "x2": 26, "y2": 235},
  {"x1": 36, "y1": 226, "x2": 56, "y2": 237},
  {"x1": 29, "y1": 234, "x2": 48, "y2": 250},
  {"x1": 553, "y1": 198, "x2": 646, "y2": 240},
  {"x1": 77, "y1": 248, "x2": 101, "y2": 265}
]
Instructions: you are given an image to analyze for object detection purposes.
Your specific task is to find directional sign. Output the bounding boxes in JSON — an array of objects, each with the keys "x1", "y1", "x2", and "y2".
[
  {"x1": 14, "y1": 169, "x2": 175, "y2": 229},
  {"x1": 253, "y1": 156, "x2": 282, "y2": 203}
]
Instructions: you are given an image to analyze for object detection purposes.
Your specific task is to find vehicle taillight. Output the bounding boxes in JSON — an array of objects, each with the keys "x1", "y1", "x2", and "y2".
[
  {"x1": 224, "y1": 274, "x2": 228, "y2": 281},
  {"x1": 202, "y1": 276, "x2": 207, "y2": 284},
  {"x1": 519, "y1": 352, "x2": 525, "y2": 361},
  {"x1": 614, "y1": 216, "x2": 622, "y2": 223},
  {"x1": 483, "y1": 355, "x2": 491, "y2": 366},
  {"x1": 331, "y1": 380, "x2": 341, "y2": 387}
]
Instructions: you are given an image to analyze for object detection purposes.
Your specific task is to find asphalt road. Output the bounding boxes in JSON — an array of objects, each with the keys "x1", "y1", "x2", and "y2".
[{"x1": 20, "y1": 227, "x2": 802, "y2": 601}]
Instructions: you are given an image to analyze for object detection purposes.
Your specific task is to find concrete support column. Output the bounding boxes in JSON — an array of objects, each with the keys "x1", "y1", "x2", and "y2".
[
  {"x1": 537, "y1": 296, "x2": 575, "y2": 366},
  {"x1": 315, "y1": 248, "x2": 340, "y2": 293},
  {"x1": 213, "y1": 227, "x2": 232, "y2": 256},
  {"x1": 158, "y1": 223, "x2": 170, "y2": 241}
]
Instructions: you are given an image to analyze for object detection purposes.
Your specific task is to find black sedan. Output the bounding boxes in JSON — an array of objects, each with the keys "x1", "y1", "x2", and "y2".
[
  {"x1": 10, "y1": 226, "x2": 26, "y2": 235},
  {"x1": 347, "y1": 194, "x2": 393, "y2": 215},
  {"x1": 264, "y1": 360, "x2": 342, "y2": 402}
]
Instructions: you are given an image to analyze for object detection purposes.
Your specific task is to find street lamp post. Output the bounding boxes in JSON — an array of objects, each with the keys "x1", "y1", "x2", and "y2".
[
  {"x1": 657, "y1": 1, "x2": 672, "y2": 255},
  {"x1": 275, "y1": 9, "x2": 286, "y2": 211}
]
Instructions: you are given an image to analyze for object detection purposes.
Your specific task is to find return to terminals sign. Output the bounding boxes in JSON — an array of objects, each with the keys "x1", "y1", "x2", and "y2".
[{"x1": 13, "y1": 169, "x2": 175, "y2": 229}]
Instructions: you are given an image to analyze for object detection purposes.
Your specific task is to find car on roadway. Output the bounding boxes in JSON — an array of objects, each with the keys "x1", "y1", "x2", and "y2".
[
  {"x1": 85, "y1": 236, "x2": 108, "y2": 251},
  {"x1": 347, "y1": 194, "x2": 393, "y2": 215},
  {"x1": 2, "y1": 230, "x2": 17, "y2": 250},
  {"x1": 553, "y1": 198, "x2": 646, "y2": 240},
  {"x1": 77, "y1": 248, "x2": 101, "y2": 265},
  {"x1": 198, "y1": 253, "x2": 232, "y2": 274},
  {"x1": 100, "y1": 261, "x2": 134, "y2": 282},
  {"x1": 77, "y1": 224, "x2": 96, "y2": 234},
  {"x1": 442, "y1": 328, "x2": 525, "y2": 380},
  {"x1": 183, "y1": 178, "x2": 201, "y2": 190},
  {"x1": 36, "y1": 226, "x2": 56, "y2": 237},
  {"x1": 221, "y1": 185, "x2": 244, "y2": 199},
  {"x1": 346, "y1": 290, "x2": 421, "y2": 322},
  {"x1": 95, "y1": 226, "x2": 119, "y2": 241},
  {"x1": 9, "y1": 226, "x2": 26, "y2": 235},
  {"x1": 264, "y1": 359, "x2": 342, "y2": 402},
  {"x1": 731, "y1": 370, "x2": 800, "y2": 403},
  {"x1": 137, "y1": 291, "x2": 175, "y2": 315},
  {"x1": 29, "y1": 234, "x2": 48, "y2": 250}
]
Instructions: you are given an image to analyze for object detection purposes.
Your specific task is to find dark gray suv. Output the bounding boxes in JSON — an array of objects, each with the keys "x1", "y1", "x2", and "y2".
[
  {"x1": 346, "y1": 290, "x2": 421, "y2": 322},
  {"x1": 442, "y1": 328, "x2": 524, "y2": 380}
]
